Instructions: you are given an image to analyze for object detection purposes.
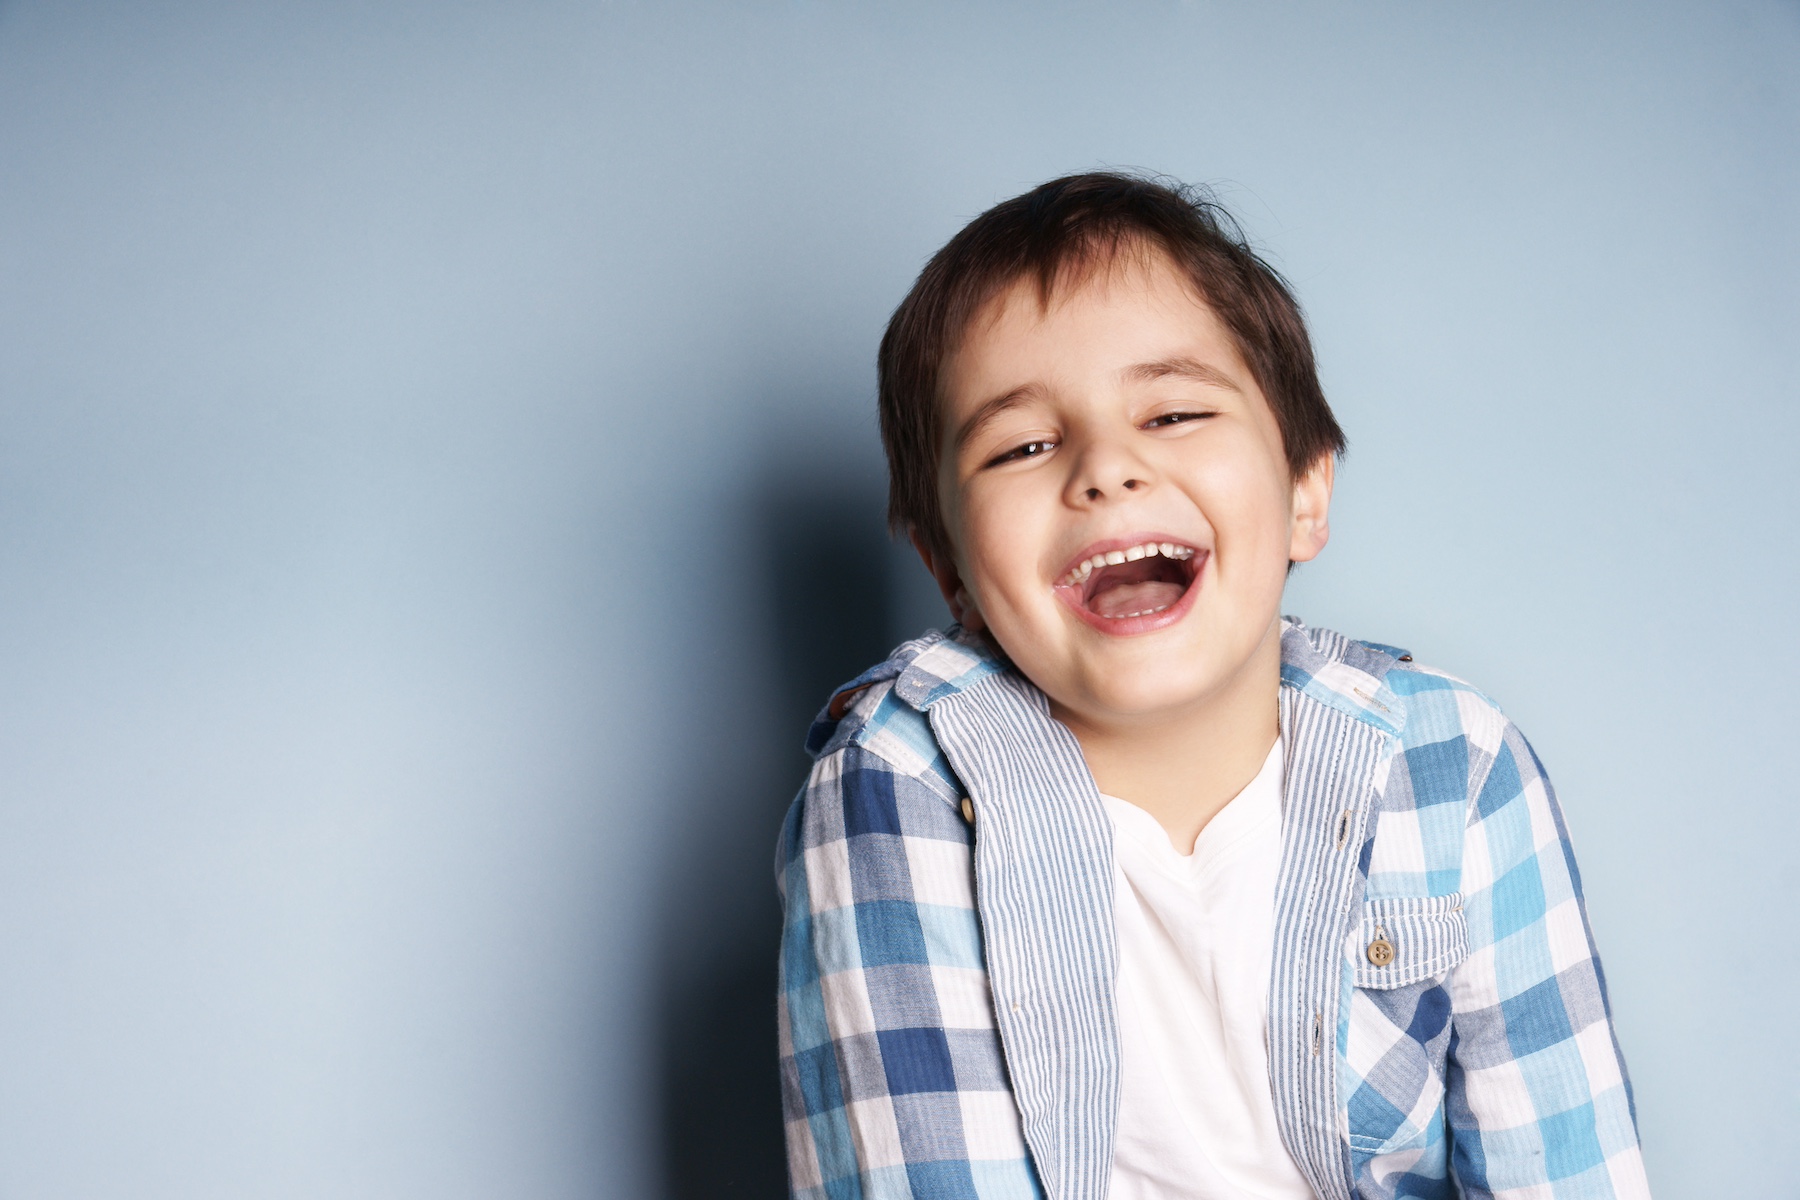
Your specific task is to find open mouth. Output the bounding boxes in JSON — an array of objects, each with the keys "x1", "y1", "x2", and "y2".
[{"x1": 1055, "y1": 539, "x2": 1204, "y2": 622}]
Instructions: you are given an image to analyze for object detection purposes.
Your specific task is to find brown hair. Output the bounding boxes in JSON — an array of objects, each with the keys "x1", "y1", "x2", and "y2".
[{"x1": 877, "y1": 171, "x2": 1345, "y2": 558}]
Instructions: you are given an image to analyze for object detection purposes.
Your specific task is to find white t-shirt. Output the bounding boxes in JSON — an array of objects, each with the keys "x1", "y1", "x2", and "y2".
[{"x1": 1101, "y1": 738, "x2": 1315, "y2": 1200}]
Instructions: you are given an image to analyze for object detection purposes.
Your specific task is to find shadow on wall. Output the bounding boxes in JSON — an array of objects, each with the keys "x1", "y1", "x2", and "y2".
[{"x1": 659, "y1": 476, "x2": 919, "y2": 1198}]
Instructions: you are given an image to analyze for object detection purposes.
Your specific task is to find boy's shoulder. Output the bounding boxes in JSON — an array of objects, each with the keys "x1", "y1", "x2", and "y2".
[
  {"x1": 1279, "y1": 617, "x2": 1511, "y2": 753},
  {"x1": 802, "y1": 626, "x2": 1003, "y2": 790}
]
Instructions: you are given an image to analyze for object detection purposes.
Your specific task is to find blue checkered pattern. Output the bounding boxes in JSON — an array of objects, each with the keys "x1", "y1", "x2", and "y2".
[
  {"x1": 778, "y1": 633, "x2": 1040, "y2": 1199},
  {"x1": 776, "y1": 622, "x2": 1645, "y2": 1199},
  {"x1": 1336, "y1": 663, "x2": 1643, "y2": 1197}
]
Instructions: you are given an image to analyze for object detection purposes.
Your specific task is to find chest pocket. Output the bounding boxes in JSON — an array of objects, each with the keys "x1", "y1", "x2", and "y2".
[
  {"x1": 1353, "y1": 892, "x2": 1467, "y2": 989},
  {"x1": 1341, "y1": 893, "x2": 1468, "y2": 1167}
]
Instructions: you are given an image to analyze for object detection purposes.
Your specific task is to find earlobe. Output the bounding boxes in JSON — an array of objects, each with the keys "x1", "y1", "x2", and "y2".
[
  {"x1": 909, "y1": 527, "x2": 987, "y2": 633},
  {"x1": 949, "y1": 588, "x2": 987, "y2": 634},
  {"x1": 1287, "y1": 455, "x2": 1335, "y2": 564}
]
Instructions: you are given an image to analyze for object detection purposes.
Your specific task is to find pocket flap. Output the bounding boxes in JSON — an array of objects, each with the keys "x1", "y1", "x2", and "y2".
[{"x1": 1353, "y1": 893, "x2": 1467, "y2": 989}]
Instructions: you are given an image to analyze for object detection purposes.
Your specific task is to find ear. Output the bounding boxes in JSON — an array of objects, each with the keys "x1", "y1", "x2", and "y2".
[
  {"x1": 1287, "y1": 453, "x2": 1334, "y2": 564},
  {"x1": 908, "y1": 527, "x2": 987, "y2": 634}
]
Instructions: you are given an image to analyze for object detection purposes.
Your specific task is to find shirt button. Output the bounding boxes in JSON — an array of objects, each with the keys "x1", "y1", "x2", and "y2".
[
  {"x1": 960, "y1": 797, "x2": 975, "y2": 825},
  {"x1": 1366, "y1": 937, "x2": 1396, "y2": 967}
]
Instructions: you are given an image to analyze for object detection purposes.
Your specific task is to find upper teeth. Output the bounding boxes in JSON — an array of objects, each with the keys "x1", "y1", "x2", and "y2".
[{"x1": 1058, "y1": 541, "x2": 1195, "y2": 587}]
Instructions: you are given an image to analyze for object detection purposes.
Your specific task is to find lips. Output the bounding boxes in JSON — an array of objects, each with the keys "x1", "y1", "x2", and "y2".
[{"x1": 1053, "y1": 536, "x2": 1206, "y2": 634}]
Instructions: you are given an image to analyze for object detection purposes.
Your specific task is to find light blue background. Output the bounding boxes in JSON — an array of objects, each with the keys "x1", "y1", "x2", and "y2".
[{"x1": 2, "y1": 2, "x2": 1794, "y2": 1196}]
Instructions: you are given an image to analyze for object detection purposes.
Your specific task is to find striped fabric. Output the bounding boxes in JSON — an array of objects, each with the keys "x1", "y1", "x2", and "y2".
[
  {"x1": 1267, "y1": 672, "x2": 1396, "y2": 1200},
  {"x1": 931, "y1": 671, "x2": 1118, "y2": 1200},
  {"x1": 775, "y1": 620, "x2": 1646, "y2": 1200}
]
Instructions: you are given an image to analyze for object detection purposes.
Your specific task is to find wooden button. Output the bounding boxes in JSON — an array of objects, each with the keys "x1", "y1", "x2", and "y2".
[
  {"x1": 960, "y1": 797, "x2": 975, "y2": 825},
  {"x1": 1366, "y1": 937, "x2": 1395, "y2": 967}
]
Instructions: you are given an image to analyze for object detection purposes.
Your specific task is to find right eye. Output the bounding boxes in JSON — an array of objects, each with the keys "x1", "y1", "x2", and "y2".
[{"x1": 988, "y1": 439, "x2": 1057, "y2": 467}]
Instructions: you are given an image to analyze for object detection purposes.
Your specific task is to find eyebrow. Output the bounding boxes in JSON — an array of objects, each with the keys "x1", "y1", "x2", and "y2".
[
  {"x1": 952, "y1": 384, "x2": 1047, "y2": 451},
  {"x1": 1126, "y1": 356, "x2": 1244, "y2": 391}
]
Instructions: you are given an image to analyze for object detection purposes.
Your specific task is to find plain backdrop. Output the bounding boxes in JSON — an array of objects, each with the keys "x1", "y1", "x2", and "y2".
[{"x1": 2, "y1": 2, "x2": 1795, "y2": 1197}]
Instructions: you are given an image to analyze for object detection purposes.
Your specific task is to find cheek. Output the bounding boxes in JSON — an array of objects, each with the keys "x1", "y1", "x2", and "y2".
[
  {"x1": 957, "y1": 486, "x2": 1051, "y2": 608},
  {"x1": 1200, "y1": 454, "x2": 1294, "y2": 557}
]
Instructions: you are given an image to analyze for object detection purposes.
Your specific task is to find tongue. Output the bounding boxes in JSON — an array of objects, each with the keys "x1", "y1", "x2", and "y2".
[{"x1": 1088, "y1": 577, "x2": 1185, "y2": 618}]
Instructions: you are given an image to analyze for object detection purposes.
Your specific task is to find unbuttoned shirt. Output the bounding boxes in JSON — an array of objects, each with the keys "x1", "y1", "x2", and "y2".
[{"x1": 775, "y1": 619, "x2": 1648, "y2": 1200}]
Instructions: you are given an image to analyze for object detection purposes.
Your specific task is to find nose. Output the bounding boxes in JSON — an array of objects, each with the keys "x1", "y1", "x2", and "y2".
[{"x1": 1062, "y1": 432, "x2": 1154, "y2": 507}]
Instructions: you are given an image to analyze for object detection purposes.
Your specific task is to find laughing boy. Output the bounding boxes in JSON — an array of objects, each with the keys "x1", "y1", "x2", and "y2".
[{"x1": 776, "y1": 173, "x2": 1647, "y2": 1199}]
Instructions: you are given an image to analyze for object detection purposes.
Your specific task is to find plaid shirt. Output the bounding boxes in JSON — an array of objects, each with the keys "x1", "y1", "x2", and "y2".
[{"x1": 776, "y1": 619, "x2": 1646, "y2": 1200}]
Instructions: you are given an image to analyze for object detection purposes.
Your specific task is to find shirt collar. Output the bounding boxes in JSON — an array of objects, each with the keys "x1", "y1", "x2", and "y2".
[
  {"x1": 890, "y1": 625, "x2": 1008, "y2": 710},
  {"x1": 878, "y1": 617, "x2": 1406, "y2": 736},
  {"x1": 1277, "y1": 617, "x2": 1407, "y2": 736}
]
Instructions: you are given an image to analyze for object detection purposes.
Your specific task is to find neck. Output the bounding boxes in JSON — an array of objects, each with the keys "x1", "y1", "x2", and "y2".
[{"x1": 1053, "y1": 618, "x2": 1283, "y2": 855}]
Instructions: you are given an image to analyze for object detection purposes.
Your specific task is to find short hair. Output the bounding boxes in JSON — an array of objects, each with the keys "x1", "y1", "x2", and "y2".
[{"x1": 877, "y1": 171, "x2": 1346, "y2": 558}]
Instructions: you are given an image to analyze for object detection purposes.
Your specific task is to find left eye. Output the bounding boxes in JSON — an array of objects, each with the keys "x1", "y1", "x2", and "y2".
[{"x1": 1144, "y1": 411, "x2": 1212, "y2": 429}]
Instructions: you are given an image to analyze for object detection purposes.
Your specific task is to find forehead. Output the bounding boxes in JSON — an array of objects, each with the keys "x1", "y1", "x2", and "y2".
[{"x1": 944, "y1": 247, "x2": 1247, "y2": 400}]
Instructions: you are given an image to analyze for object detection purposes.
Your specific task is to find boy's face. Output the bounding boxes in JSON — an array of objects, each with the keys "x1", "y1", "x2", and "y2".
[{"x1": 926, "y1": 248, "x2": 1332, "y2": 726}]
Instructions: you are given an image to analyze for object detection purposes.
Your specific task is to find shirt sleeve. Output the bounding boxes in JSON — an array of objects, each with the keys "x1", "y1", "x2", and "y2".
[
  {"x1": 1445, "y1": 720, "x2": 1651, "y2": 1197},
  {"x1": 774, "y1": 743, "x2": 1040, "y2": 1200}
]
